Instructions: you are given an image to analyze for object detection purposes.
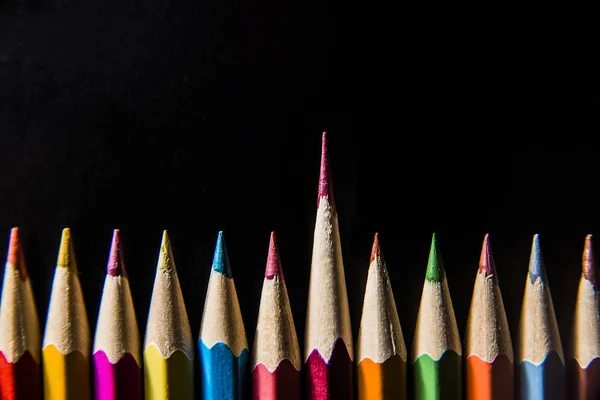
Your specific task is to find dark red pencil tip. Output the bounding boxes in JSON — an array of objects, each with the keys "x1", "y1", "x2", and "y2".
[
  {"x1": 479, "y1": 233, "x2": 495, "y2": 276},
  {"x1": 8, "y1": 227, "x2": 28, "y2": 280},
  {"x1": 583, "y1": 234, "x2": 598, "y2": 288},
  {"x1": 107, "y1": 229, "x2": 127, "y2": 277},
  {"x1": 317, "y1": 132, "x2": 335, "y2": 208},
  {"x1": 370, "y1": 233, "x2": 383, "y2": 263},
  {"x1": 265, "y1": 231, "x2": 283, "y2": 280}
]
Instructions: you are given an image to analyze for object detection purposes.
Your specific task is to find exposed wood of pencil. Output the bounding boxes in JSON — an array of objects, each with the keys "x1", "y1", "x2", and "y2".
[
  {"x1": 199, "y1": 231, "x2": 249, "y2": 399},
  {"x1": 412, "y1": 233, "x2": 462, "y2": 400},
  {"x1": 304, "y1": 132, "x2": 353, "y2": 400},
  {"x1": 252, "y1": 232, "x2": 301, "y2": 400},
  {"x1": 356, "y1": 233, "x2": 406, "y2": 400},
  {"x1": 465, "y1": 234, "x2": 513, "y2": 400},
  {"x1": 0, "y1": 228, "x2": 41, "y2": 399},
  {"x1": 93, "y1": 229, "x2": 141, "y2": 400},
  {"x1": 569, "y1": 234, "x2": 600, "y2": 399},
  {"x1": 143, "y1": 231, "x2": 194, "y2": 400},
  {"x1": 519, "y1": 234, "x2": 565, "y2": 400},
  {"x1": 42, "y1": 228, "x2": 91, "y2": 400}
]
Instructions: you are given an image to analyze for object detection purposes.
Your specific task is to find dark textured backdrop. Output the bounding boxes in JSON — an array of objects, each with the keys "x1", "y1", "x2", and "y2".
[{"x1": 0, "y1": 0, "x2": 595, "y2": 394}]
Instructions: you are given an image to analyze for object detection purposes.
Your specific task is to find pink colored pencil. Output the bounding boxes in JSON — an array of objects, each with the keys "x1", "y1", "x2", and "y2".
[{"x1": 92, "y1": 230, "x2": 141, "y2": 399}]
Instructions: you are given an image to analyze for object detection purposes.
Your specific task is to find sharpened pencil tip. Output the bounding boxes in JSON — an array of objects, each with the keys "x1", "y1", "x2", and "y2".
[
  {"x1": 57, "y1": 227, "x2": 77, "y2": 272},
  {"x1": 528, "y1": 234, "x2": 545, "y2": 283},
  {"x1": 317, "y1": 132, "x2": 335, "y2": 207},
  {"x1": 7, "y1": 227, "x2": 28, "y2": 280},
  {"x1": 583, "y1": 234, "x2": 598, "y2": 288},
  {"x1": 265, "y1": 231, "x2": 283, "y2": 279},
  {"x1": 479, "y1": 234, "x2": 495, "y2": 276},
  {"x1": 107, "y1": 229, "x2": 126, "y2": 277},
  {"x1": 426, "y1": 233, "x2": 445, "y2": 283},
  {"x1": 158, "y1": 230, "x2": 175, "y2": 271},
  {"x1": 370, "y1": 233, "x2": 382, "y2": 263},
  {"x1": 212, "y1": 231, "x2": 232, "y2": 278}
]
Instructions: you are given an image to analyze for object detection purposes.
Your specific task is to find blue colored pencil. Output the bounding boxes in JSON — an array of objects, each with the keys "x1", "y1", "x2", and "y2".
[
  {"x1": 519, "y1": 234, "x2": 565, "y2": 400},
  {"x1": 198, "y1": 231, "x2": 250, "y2": 399}
]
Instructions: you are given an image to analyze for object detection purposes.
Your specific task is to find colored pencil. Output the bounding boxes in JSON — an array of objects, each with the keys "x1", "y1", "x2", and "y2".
[
  {"x1": 42, "y1": 228, "x2": 91, "y2": 399},
  {"x1": 465, "y1": 234, "x2": 513, "y2": 400},
  {"x1": 93, "y1": 230, "x2": 141, "y2": 400},
  {"x1": 304, "y1": 132, "x2": 353, "y2": 400},
  {"x1": 199, "y1": 231, "x2": 249, "y2": 399},
  {"x1": 252, "y1": 232, "x2": 301, "y2": 400},
  {"x1": 0, "y1": 228, "x2": 41, "y2": 399},
  {"x1": 569, "y1": 234, "x2": 600, "y2": 399},
  {"x1": 143, "y1": 230, "x2": 194, "y2": 400},
  {"x1": 519, "y1": 234, "x2": 565, "y2": 400},
  {"x1": 356, "y1": 233, "x2": 407, "y2": 400},
  {"x1": 412, "y1": 233, "x2": 462, "y2": 400}
]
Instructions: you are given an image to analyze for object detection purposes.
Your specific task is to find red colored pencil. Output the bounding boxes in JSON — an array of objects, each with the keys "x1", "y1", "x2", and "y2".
[{"x1": 304, "y1": 132, "x2": 353, "y2": 400}]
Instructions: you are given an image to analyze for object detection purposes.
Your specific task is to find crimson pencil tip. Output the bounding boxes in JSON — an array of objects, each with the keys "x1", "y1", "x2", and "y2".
[
  {"x1": 7, "y1": 227, "x2": 28, "y2": 280},
  {"x1": 317, "y1": 132, "x2": 335, "y2": 208},
  {"x1": 479, "y1": 234, "x2": 495, "y2": 276},
  {"x1": 583, "y1": 234, "x2": 598, "y2": 288},
  {"x1": 370, "y1": 233, "x2": 382, "y2": 263},
  {"x1": 107, "y1": 229, "x2": 126, "y2": 277},
  {"x1": 265, "y1": 231, "x2": 283, "y2": 279}
]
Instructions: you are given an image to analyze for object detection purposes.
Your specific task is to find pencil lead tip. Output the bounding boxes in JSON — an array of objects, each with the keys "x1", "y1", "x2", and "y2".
[
  {"x1": 265, "y1": 232, "x2": 283, "y2": 279},
  {"x1": 479, "y1": 234, "x2": 495, "y2": 276},
  {"x1": 317, "y1": 132, "x2": 335, "y2": 207},
  {"x1": 583, "y1": 234, "x2": 598, "y2": 288},
  {"x1": 212, "y1": 231, "x2": 232, "y2": 278},
  {"x1": 158, "y1": 230, "x2": 175, "y2": 271},
  {"x1": 528, "y1": 233, "x2": 545, "y2": 283},
  {"x1": 370, "y1": 233, "x2": 382, "y2": 263},
  {"x1": 107, "y1": 229, "x2": 126, "y2": 277},
  {"x1": 57, "y1": 227, "x2": 77, "y2": 272},
  {"x1": 8, "y1": 227, "x2": 28, "y2": 280},
  {"x1": 426, "y1": 233, "x2": 445, "y2": 282}
]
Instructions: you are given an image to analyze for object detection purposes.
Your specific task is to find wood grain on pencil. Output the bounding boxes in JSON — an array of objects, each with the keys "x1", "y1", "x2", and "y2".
[
  {"x1": 252, "y1": 232, "x2": 301, "y2": 400},
  {"x1": 304, "y1": 132, "x2": 353, "y2": 400},
  {"x1": 569, "y1": 234, "x2": 600, "y2": 399},
  {"x1": 0, "y1": 228, "x2": 41, "y2": 399},
  {"x1": 465, "y1": 234, "x2": 513, "y2": 400},
  {"x1": 93, "y1": 230, "x2": 141, "y2": 400},
  {"x1": 42, "y1": 228, "x2": 91, "y2": 400},
  {"x1": 356, "y1": 233, "x2": 407, "y2": 400},
  {"x1": 143, "y1": 231, "x2": 194, "y2": 400}
]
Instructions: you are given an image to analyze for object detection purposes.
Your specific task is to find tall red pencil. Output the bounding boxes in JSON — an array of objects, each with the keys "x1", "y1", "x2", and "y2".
[
  {"x1": 0, "y1": 228, "x2": 41, "y2": 399},
  {"x1": 252, "y1": 232, "x2": 301, "y2": 399},
  {"x1": 304, "y1": 132, "x2": 353, "y2": 399}
]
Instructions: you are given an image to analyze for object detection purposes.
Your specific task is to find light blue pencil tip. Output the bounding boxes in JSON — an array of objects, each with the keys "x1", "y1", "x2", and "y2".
[{"x1": 212, "y1": 231, "x2": 232, "y2": 278}]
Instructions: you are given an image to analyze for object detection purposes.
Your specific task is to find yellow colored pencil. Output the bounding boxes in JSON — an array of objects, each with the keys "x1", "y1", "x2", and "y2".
[
  {"x1": 42, "y1": 228, "x2": 91, "y2": 400},
  {"x1": 143, "y1": 231, "x2": 194, "y2": 400}
]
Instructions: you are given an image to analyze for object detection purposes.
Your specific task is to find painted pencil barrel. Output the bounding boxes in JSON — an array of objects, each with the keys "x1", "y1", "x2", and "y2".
[
  {"x1": 199, "y1": 340, "x2": 249, "y2": 399},
  {"x1": 143, "y1": 346, "x2": 193, "y2": 400},
  {"x1": 413, "y1": 351, "x2": 461, "y2": 400},
  {"x1": 252, "y1": 360, "x2": 301, "y2": 400},
  {"x1": 357, "y1": 355, "x2": 406, "y2": 400},
  {"x1": 568, "y1": 358, "x2": 600, "y2": 400},
  {"x1": 465, "y1": 354, "x2": 513, "y2": 400},
  {"x1": 519, "y1": 351, "x2": 564, "y2": 400},
  {"x1": 43, "y1": 345, "x2": 90, "y2": 400},
  {"x1": 94, "y1": 352, "x2": 141, "y2": 400},
  {"x1": 305, "y1": 338, "x2": 353, "y2": 400},
  {"x1": 0, "y1": 351, "x2": 41, "y2": 399}
]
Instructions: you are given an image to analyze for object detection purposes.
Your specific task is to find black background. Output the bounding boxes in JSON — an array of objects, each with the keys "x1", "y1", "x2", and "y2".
[{"x1": 0, "y1": 0, "x2": 596, "y2": 393}]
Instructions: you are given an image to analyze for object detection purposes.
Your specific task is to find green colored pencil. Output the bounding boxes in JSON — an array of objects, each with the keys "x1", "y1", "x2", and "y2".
[{"x1": 412, "y1": 234, "x2": 462, "y2": 399}]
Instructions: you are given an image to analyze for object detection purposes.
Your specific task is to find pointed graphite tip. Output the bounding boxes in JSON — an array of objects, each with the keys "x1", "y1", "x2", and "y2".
[
  {"x1": 212, "y1": 231, "x2": 232, "y2": 278},
  {"x1": 583, "y1": 234, "x2": 598, "y2": 288},
  {"x1": 158, "y1": 230, "x2": 175, "y2": 271},
  {"x1": 528, "y1": 233, "x2": 545, "y2": 283},
  {"x1": 265, "y1": 231, "x2": 283, "y2": 280},
  {"x1": 57, "y1": 227, "x2": 77, "y2": 272},
  {"x1": 317, "y1": 132, "x2": 335, "y2": 207},
  {"x1": 8, "y1": 227, "x2": 29, "y2": 280},
  {"x1": 107, "y1": 229, "x2": 126, "y2": 277},
  {"x1": 426, "y1": 233, "x2": 445, "y2": 283},
  {"x1": 370, "y1": 232, "x2": 383, "y2": 263},
  {"x1": 479, "y1": 233, "x2": 495, "y2": 276}
]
